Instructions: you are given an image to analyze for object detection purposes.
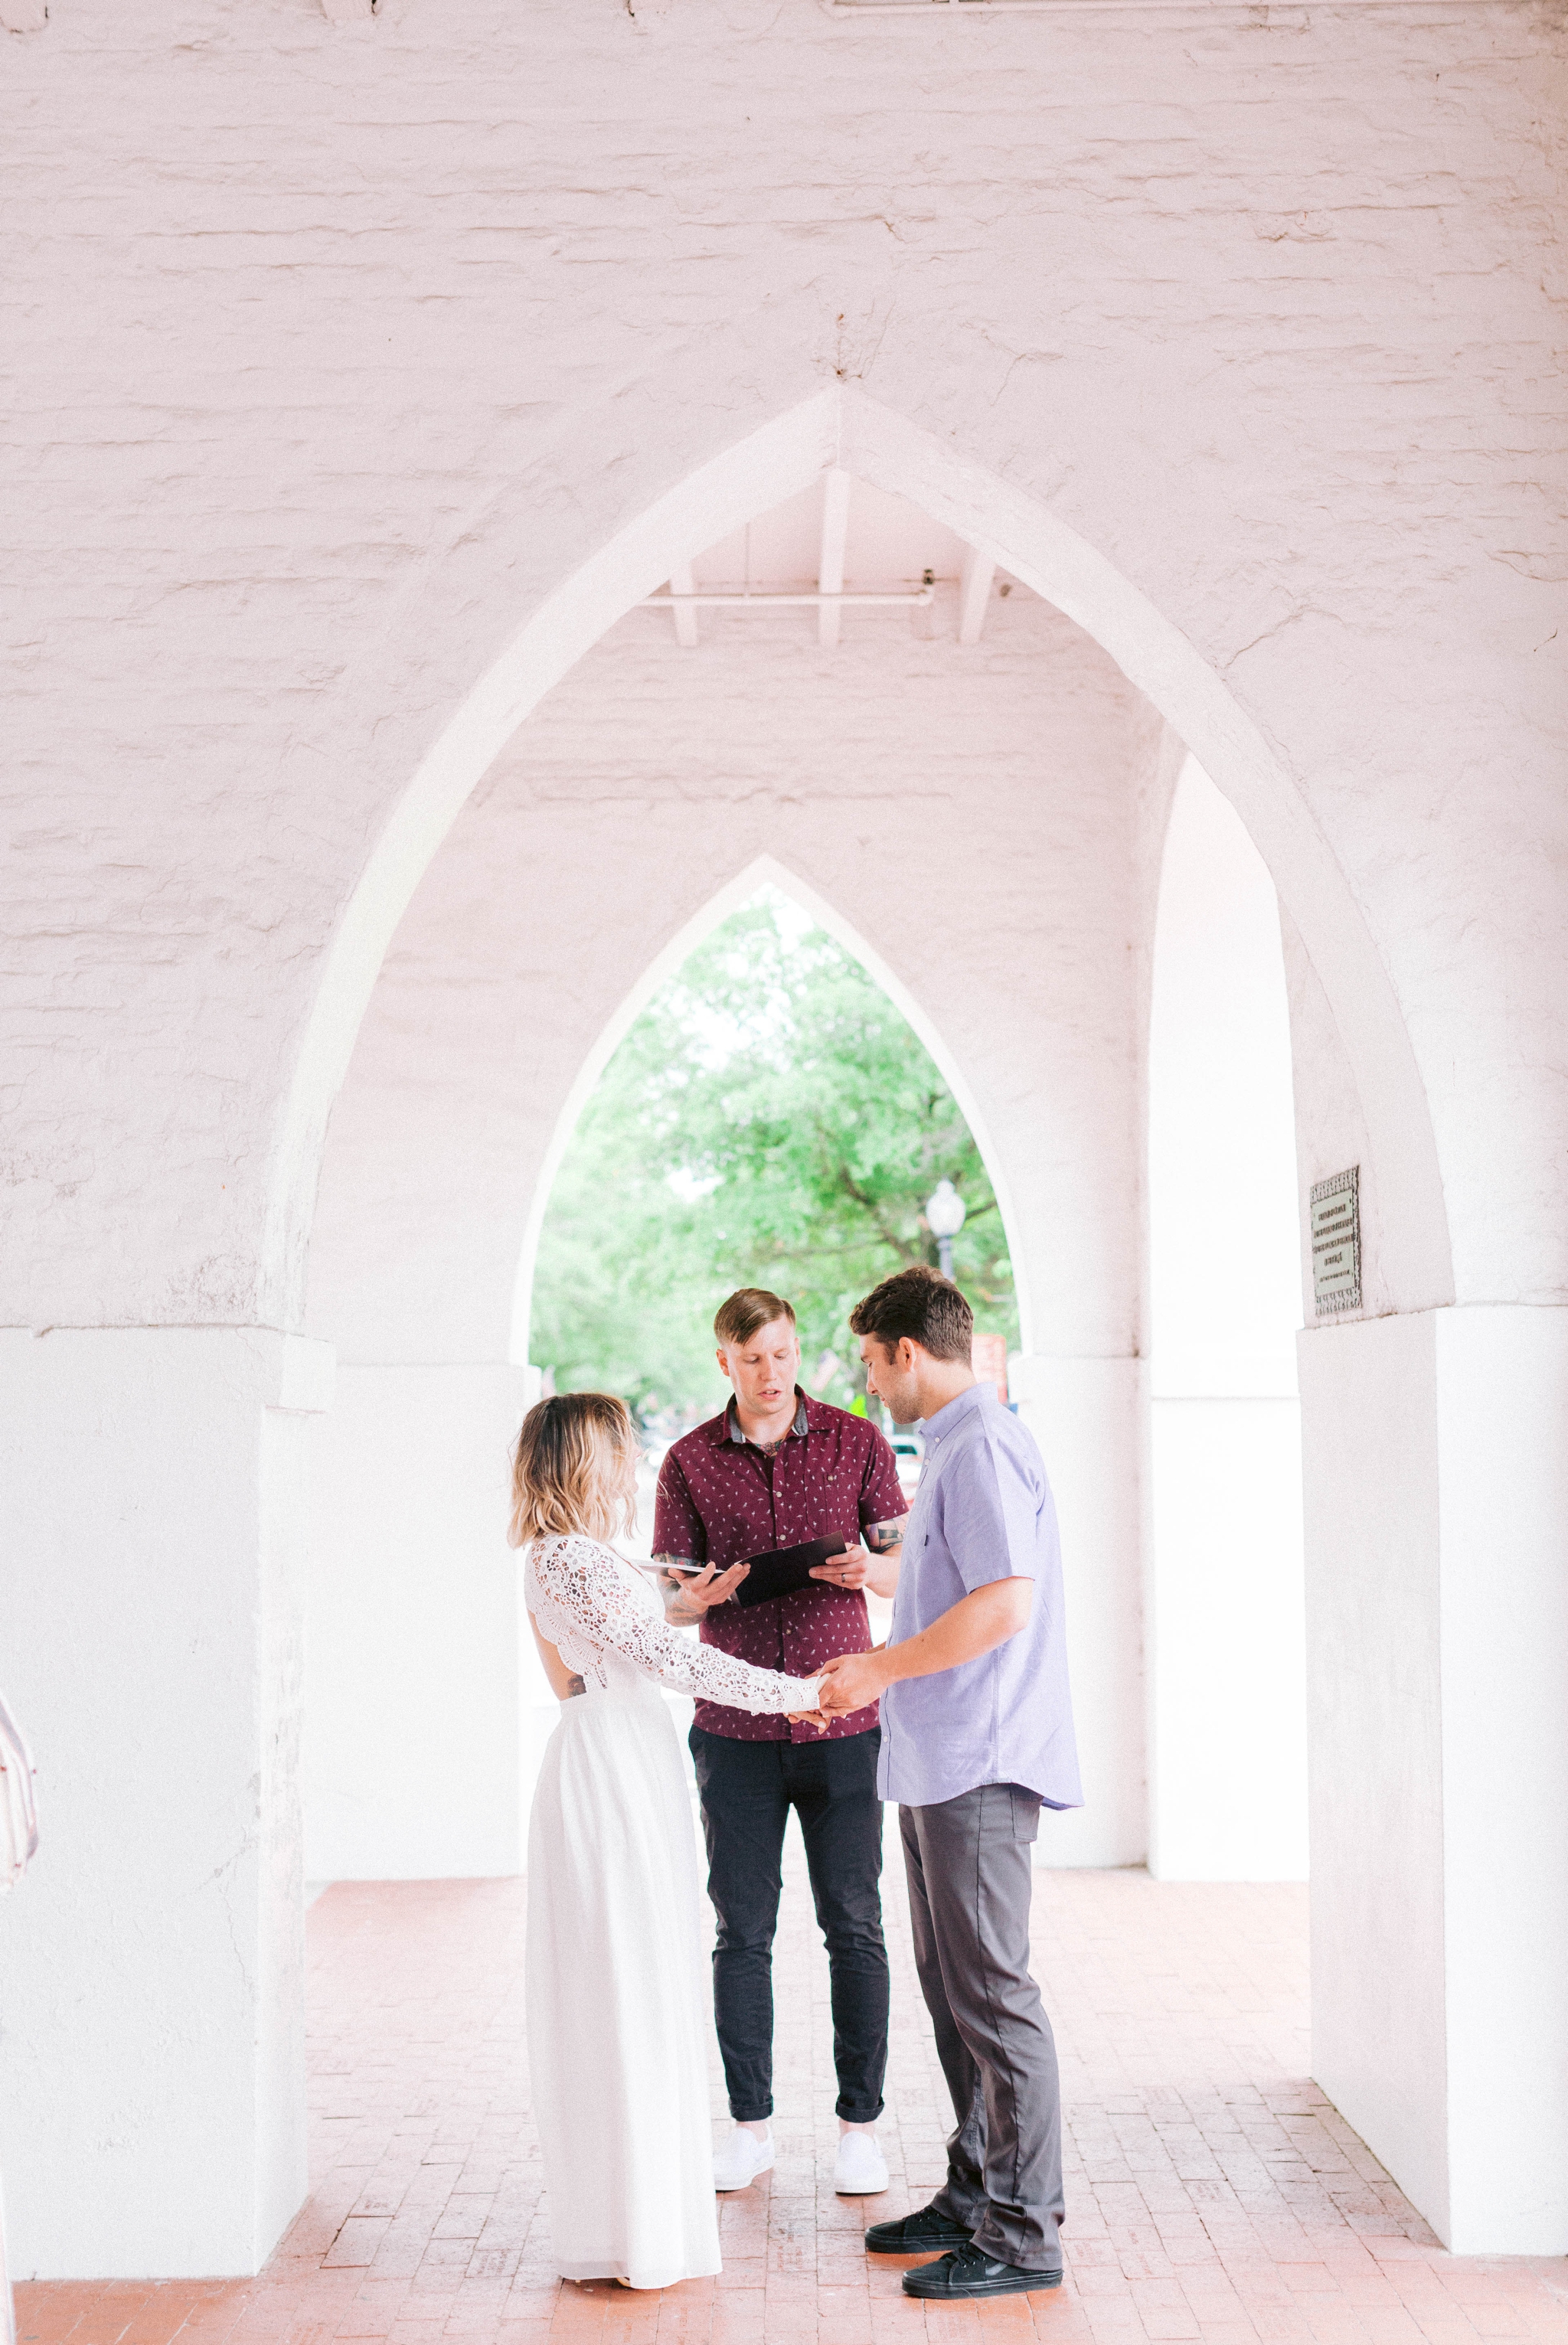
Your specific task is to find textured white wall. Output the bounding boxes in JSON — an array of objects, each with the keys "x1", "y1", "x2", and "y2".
[
  {"x1": 1, "y1": 0, "x2": 1564, "y2": 2276},
  {"x1": 3, "y1": 1, "x2": 1563, "y2": 1331}
]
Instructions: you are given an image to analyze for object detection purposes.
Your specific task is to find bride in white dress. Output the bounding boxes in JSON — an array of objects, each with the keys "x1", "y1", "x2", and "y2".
[{"x1": 510, "y1": 1391, "x2": 828, "y2": 2293}]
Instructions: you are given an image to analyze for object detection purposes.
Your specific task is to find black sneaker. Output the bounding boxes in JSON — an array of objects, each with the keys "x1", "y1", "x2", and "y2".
[
  {"x1": 901, "y1": 2242, "x2": 1064, "y2": 2298},
  {"x1": 864, "y1": 2203, "x2": 975, "y2": 2255}
]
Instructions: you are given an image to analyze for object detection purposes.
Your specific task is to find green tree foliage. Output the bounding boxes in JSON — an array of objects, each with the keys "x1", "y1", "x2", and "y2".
[{"x1": 529, "y1": 893, "x2": 1018, "y2": 1419}]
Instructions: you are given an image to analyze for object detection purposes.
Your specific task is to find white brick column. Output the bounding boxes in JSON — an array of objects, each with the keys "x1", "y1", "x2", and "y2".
[
  {"x1": 1008, "y1": 1352, "x2": 1147, "y2": 1870},
  {"x1": 0, "y1": 1329, "x2": 332, "y2": 2278},
  {"x1": 304, "y1": 1360, "x2": 531, "y2": 1883},
  {"x1": 1301, "y1": 1305, "x2": 1568, "y2": 2255}
]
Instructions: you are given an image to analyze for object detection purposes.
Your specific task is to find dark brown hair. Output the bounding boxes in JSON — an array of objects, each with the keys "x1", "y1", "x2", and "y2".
[
  {"x1": 714, "y1": 1288, "x2": 797, "y2": 1349},
  {"x1": 849, "y1": 1266, "x2": 974, "y2": 1364},
  {"x1": 508, "y1": 1391, "x2": 637, "y2": 1548}
]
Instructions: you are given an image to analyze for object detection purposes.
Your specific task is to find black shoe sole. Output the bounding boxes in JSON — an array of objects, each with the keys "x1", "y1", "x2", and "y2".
[
  {"x1": 864, "y1": 2227, "x2": 974, "y2": 2255},
  {"x1": 901, "y1": 2266, "x2": 1063, "y2": 2298}
]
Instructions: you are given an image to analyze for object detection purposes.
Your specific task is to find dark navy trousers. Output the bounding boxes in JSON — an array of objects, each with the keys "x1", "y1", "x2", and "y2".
[{"x1": 689, "y1": 1723, "x2": 890, "y2": 2124}]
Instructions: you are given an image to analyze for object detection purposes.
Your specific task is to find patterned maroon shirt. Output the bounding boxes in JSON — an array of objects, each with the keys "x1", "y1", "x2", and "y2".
[{"x1": 653, "y1": 1390, "x2": 908, "y2": 1743}]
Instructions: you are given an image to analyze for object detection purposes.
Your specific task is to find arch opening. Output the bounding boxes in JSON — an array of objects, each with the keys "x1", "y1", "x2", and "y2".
[
  {"x1": 511, "y1": 858, "x2": 1034, "y2": 1380},
  {"x1": 524, "y1": 876, "x2": 1022, "y2": 1416}
]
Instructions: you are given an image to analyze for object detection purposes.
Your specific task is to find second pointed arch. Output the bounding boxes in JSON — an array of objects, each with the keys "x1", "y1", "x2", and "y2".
[{"x1": 508, "y1": 850, "x2": 1034, "y2": 1369}]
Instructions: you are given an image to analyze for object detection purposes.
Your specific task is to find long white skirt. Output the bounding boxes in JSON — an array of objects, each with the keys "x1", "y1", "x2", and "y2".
[{"x1": 525, "y1": 1680, "x2": 722, "y2": 2289}]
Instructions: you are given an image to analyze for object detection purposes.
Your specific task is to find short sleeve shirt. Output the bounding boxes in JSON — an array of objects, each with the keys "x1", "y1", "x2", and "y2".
[
  {"x1": 877, "y1": 1383, "x2": 1083, "y2": 1810},
  {"x1": 653, "y1": 1390, "x2": 907, "y2": 1743}
]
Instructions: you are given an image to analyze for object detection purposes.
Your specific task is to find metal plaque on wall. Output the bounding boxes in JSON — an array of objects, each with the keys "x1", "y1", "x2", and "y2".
[{"x1": 1310, "y1": 1166, "x2": 1361, "y2": 1315}]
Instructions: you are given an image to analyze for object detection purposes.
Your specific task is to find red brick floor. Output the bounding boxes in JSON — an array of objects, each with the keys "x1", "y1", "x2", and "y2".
[{"x1": 16, "y1": 1856, "x2": 1568, "y2": 2345}]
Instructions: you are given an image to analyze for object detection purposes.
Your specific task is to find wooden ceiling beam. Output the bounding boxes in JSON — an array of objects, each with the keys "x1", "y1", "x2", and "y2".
[
  {"x1": 957, "y1": 545, "x2": 996, "y2": 645},
  {"x1": 668, "y1": 563, "x2": 699, "y2": 648},
  {"x1": 817, "y1": 469, "x2": 853, "y2": 649}
]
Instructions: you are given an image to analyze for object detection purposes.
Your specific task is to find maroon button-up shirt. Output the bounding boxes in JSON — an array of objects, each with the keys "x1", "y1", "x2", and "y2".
[{"x1": 653, "y1": 1389, "x2": 907, "y2": 1743}]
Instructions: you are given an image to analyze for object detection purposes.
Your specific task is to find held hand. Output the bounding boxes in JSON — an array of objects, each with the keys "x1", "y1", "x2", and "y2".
[
  {"x1": 816, "y1": 1648, "x2": 893, "y2": 1715},
  {"x1": 786, "y1": 1706, "x2": 830, "y2": 1735}
]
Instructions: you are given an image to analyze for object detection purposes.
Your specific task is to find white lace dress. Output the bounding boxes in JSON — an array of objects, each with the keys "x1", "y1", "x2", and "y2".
[{"x1": 524, "y1": 1533, "x2": 824, "y2": 2290}]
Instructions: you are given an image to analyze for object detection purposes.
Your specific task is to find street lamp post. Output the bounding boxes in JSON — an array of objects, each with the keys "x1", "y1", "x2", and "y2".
[{"x1": 926, "y1": 1178, "x2": 967, "y2": 1281}]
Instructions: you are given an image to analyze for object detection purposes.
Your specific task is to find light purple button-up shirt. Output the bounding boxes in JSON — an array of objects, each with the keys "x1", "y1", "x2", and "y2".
[{"x1": 877, "y1": 1383, "x2": 1083, "y2": 1812}]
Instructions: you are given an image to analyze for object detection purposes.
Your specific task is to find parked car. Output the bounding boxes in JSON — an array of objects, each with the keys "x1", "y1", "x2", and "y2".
[{"x1": 890, "y1": 1427, "x2": 924, "y2": 1501}]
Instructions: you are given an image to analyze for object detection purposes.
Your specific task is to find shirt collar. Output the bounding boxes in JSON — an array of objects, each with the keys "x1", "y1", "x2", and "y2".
[
  {"x1": 920, "y1": 1380, "x2": 989, "y2": 1446},
  {"x1": 717, "y1": 1387, "x2": 810, "y2": 1446}
]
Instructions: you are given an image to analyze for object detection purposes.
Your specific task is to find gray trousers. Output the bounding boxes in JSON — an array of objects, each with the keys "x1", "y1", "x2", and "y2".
[{"x1": 900, "y1": 1782, "x2": 1065, "y2": 2268}]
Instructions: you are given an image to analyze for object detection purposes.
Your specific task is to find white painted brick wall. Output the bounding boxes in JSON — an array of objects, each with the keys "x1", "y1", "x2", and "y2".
[{"x1": 0, "y1": 0, "x2": 1563, "y2": 1330}]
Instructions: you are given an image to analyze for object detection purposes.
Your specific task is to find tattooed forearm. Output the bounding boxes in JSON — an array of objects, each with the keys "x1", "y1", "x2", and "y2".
[{"x1": 564, "y1": 1674, "x2": 586, "y2": 1698}]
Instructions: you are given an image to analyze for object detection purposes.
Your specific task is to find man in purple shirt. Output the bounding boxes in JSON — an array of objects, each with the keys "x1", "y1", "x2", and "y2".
[
  {"x1": 819, "y1": 1267, "x2": 1083, "y2": 2303},
  {"x1": 653, "y1": 1287, "x2": 908, "y2": 2197}
]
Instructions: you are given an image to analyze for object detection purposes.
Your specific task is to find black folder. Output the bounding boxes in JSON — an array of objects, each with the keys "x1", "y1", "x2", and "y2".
[{"x1": 731, "y1": 1534, "x2": 848, "y2": 1609}]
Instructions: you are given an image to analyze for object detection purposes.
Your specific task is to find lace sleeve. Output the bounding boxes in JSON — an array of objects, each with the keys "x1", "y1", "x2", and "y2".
[{"x1": 528, "y1": 1536, "x2": 822, "y2": 1713}]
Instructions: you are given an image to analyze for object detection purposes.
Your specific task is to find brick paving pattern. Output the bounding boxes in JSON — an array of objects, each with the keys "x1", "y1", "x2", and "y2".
[{"x1": 17, "y1": 1852, "x2": 1567, "y2": 2345}]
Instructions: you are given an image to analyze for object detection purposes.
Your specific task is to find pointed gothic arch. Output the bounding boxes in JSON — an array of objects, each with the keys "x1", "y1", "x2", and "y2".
[
  {"x1": 273, "y1": 379, "x2": 1452, "y2": 1336},
  {"x1": 508, "y1": 851, "x2": 1033, "y2": 1367}
]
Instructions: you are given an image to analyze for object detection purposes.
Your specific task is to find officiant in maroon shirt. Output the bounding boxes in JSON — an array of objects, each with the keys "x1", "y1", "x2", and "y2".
[{"x1": 653, "y1": 1286, "x2": 908, "y2": 2198}]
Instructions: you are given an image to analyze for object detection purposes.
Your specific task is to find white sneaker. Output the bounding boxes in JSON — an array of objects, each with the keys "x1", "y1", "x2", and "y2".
[
  {"x1": 833, "y1": 2128, "x2": 889, "y2": 2195},
  {"x1": 712, "y1": 2125, "x2": 775, "y2": 2191}
]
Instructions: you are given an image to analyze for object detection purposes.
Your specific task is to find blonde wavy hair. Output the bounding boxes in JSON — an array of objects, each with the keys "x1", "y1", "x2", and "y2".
[{"x1": 508, "y1": 1391, "x2": 639, "y2": 1549}]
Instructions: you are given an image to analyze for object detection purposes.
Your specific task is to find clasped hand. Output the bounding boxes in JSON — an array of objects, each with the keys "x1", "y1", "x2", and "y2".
[
  {"x1": 815, "y1": 1645, "x2": 890, "y2": 1717},
  {"x1": 658, "y1": 1559, "x2": 890, "y2": 1733},
  {"x1": 788, "y1": 1647, "x2": 889, "y2": 1732}
]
